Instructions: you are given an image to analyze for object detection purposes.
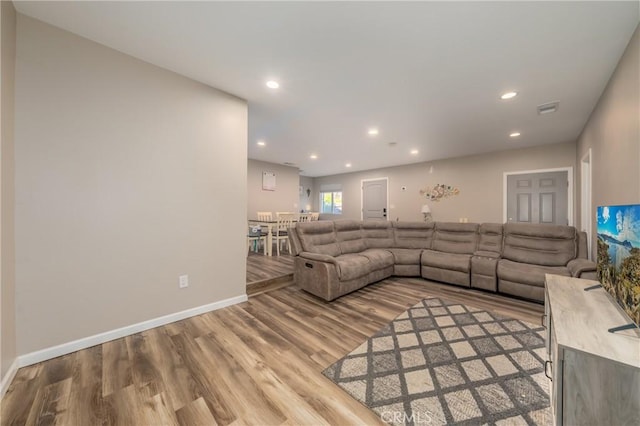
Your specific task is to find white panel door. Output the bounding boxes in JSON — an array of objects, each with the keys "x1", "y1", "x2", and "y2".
[
  {"x1": 362, "y1": 179, "x2": 388, "y2": 220},
  {"x1": 507, "y1": 171, "x2": 568, "y2": 225}
]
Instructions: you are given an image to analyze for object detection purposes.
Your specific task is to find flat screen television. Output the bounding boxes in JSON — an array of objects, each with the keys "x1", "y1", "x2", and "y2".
[{"x1": 596, "y1": 203, "x2": 640, "y2": 326}]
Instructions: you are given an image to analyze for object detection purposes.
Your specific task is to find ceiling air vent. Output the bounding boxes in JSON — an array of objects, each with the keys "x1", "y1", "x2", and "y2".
[
  {"x1": 537, "y1": 101, "x2": 559, "y2": 115},
  {"x1": 283, "y1": 162, "x2": 297, "y2": 167}
]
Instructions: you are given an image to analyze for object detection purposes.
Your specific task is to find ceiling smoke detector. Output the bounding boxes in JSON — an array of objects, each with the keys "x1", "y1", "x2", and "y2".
[{"x1": 537, "y1": 101, "x2": 559, "y2": 115}]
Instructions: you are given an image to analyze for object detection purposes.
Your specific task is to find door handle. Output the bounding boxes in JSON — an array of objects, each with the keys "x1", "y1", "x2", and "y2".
[{"x1": 544, "y1": 361, "x2": 553, "y2": 380}]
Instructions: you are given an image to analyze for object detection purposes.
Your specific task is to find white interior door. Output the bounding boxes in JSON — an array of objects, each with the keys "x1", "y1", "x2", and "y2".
[
  {"x1": 362, "y1": 178, "x2": 388, "y2": 220},
  {"x1": 506, "y1": 171, "x2": 569, "y2": 225}
]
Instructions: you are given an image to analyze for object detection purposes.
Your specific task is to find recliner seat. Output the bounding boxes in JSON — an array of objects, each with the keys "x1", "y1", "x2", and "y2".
[{"x1": 421, "y1": 222, "x2": 479, "y2": 287}]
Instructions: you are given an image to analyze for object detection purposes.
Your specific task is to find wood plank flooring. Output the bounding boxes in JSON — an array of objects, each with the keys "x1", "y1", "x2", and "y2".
[
  {"x1": 1, "y1": 278, "x2": 543, "y2": 425},
  {"x1": 246, "y1": 252, "x2": 294, "y2": 285}
]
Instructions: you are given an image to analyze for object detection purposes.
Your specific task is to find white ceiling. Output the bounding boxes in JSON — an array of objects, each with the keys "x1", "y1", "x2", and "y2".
[{"x1": 14, "y1": 1, "x2": 639, "y2": 177}]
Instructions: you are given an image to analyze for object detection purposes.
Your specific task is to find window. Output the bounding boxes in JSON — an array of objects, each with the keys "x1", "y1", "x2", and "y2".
[{"x1": 320, "y1": 191, "x2": 342, "y2": 214}]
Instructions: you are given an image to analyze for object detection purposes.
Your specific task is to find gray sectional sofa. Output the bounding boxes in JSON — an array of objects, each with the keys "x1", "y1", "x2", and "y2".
[{"x1": 288, "y1": 220, "x2": 596, "y2": 302}]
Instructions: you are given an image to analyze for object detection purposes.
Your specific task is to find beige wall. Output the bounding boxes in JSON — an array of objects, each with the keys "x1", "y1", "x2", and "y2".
[
  {"x1": 299, "y1": 175, "x2": 315, "y2": 212},
  {"x1": 247, "y1": 159, "x2": 300, "y2": 218},
  {"x1": 313, "y1": 142, "x2": 576, "y2": 223},
  {"x1": 14, "y1": 16, "x2": 248, "y2": 355},
  {"x1": 577, "y1": 24, "x2": 640, "y2": 256},
  {"x1": 1, "y1": 0, "x2": 17, "y2": 383}
]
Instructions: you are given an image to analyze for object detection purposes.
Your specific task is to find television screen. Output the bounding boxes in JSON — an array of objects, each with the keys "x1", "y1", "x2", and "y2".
[{"x1": 596, "y1": 204, "x2": 640, "y2": 326}]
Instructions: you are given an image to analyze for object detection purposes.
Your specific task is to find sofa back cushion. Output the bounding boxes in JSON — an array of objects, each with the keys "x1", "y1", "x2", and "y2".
[
  {"x1": 392, "y1": 222, "x2": 434, "y2": 249},
  {"x1": 362, "y1": 221, "x2": 394, "y2": 248},
  {"x1": 296, "y1": 221, "x2": 341, "y2": 257},
  {"x1": 478, "y1": 223, "x2": 503, "y2": 253},
  {"x1": 432, "y1": 222, "x2": 479, "y2": 254},
  {"x1": 577, "y1": 231, "x2": 588, "y2": 259},
  {"x1": 334, "y1": 220, "x2": 367, "y2": 254},
  {"x1": 503, "y1": 223, "x2": 576, "y2": 266}
]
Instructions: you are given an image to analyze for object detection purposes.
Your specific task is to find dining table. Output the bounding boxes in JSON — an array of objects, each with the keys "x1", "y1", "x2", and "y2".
[{"x1": 247, "y1": 219, "x2": 297, "y2": 256}]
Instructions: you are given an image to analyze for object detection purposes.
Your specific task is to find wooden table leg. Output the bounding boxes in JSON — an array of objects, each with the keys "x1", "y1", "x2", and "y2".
[{"x1": 266, "y1": 223, "x2": 273, "y2": 256}]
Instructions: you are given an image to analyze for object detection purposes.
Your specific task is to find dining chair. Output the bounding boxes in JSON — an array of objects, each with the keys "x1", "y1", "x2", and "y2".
[
  {"x1": 310, "y1": 212, "x2": 320, "y2": 221},
  {"x1": 247, "y1": 226, "x2": 267, "y2": 256},
  {"x1": 272, "y1": 213, "x2": 295, "y2": 256},
  {"x1": 298, "y1": 213, "x2": 311, "y2": 223},
  {"x1": 255, "y1": 211, "x2": 273, "y2": 242},
  {"x1": 257, "y1": 211, "x2": 273, "y2": 221},
  {"x1": 276, "y1": 211, "x2": 294, "y2": 218}
]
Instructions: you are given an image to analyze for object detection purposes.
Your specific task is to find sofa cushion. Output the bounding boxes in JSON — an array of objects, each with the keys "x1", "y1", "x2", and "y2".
[
  {"x1": 577, "y1": 231, "x2": 589, "y2": 259},
  {"x1": 335, "y1": 220, "x2": 367, "y2": 254},
  {"x1": 387, "y1": 248, "x2": 422, "y2": 265},
  {"x1": 478, "y1": 223, "x2": 503, "y2": 253},
  {"x1": 296, "y1": 221, "x2": 341, "y2": 257},
  {"x1": 362, "y1": 221, "x2": 395, "y2": 248},
  {"x1": 431, "y1": 222, "x2": 479, "y2": 254},
  {"x1": 422, "y1": 249, "x2": 472, "y2": 273},
  {"x1": 392, "y1": 221, "x2": 434, "y2": 249},
  {"x1": 335, "y1": 254, "x2": 371, "y2": 281},
  {"x1": 359, "y1": 249, "x2": 394, "y2": 270},
  {"x1": 503, "y1": 223, "x2": 576, "y2": 266},
  {"x1": 498, "y1": 259, "x2": 570, "y2": 288}
]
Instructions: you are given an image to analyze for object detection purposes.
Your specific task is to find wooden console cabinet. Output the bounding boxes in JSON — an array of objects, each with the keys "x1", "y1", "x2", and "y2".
[{"x1": 544, "y1": 275, "x2": 640, "y2": 425}]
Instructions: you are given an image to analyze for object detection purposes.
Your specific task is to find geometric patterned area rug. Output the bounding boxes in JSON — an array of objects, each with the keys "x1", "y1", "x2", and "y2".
[{"x1": 323, "y1": 297, "x2": 550, "y2": 426}]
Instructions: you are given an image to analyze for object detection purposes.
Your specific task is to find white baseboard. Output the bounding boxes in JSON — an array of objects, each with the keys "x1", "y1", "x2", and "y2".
[
  {"x1": 0, "y1": 358, "x2": 19, "y2": 399},
  {"x1": 18, "y1": 294, "x2": 248, "y2": 368}
]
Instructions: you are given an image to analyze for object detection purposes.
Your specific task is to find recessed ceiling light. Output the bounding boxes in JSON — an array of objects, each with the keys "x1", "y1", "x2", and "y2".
[
  {"x1": 410, "y1": 149, "x2": 419, "y2": 155},
  {"x1": 509, "y1": 132, "x2": 521, "y2": 138},
  {"x1": 345, "y1": 163, "x2": 352, "y2": 168},
  {"x1": 500, "y1": 91, "x2": 518, "y2": 100},
  {"x1": 266, "y1": 80, "x2": 280, "y2": 89},
  {"x1": 257, "y1": 140, "x2": 266, "y2": 146},
  {"x1": 310, "y1": 154, "x2": 318, "y2": 159},
  {"x1": 368, "y1": 128, "x2": 379, "y2": 136}
]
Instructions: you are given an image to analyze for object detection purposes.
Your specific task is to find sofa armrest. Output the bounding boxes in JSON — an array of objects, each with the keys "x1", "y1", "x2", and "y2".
[
  {"x1": 299, "y1": 251, "x2": 338, "y2": 265},
  {"x1": 288, "y1": 230, "x2": 303, "y2": 257},
  {"x1": 294, "y1": 255, "x2": 341, "y2": 301},
  {"x1": 473, "y1": 250, "x2": 501, "y2": 258},
  {"x1": 567, "y1": 258, "x2": 596, "y2": 278}
]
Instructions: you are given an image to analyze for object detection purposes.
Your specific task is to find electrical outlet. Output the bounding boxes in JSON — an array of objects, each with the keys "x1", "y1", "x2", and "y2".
[{"x1": 179, "y1": 274, "x2": 189, "y2": 288}]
